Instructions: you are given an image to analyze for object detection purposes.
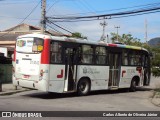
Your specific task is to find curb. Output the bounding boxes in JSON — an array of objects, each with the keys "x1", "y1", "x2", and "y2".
[
  {"x1": 0, "y1": 89, "x2": 30, "y2": 96},
  {"x1": 151, "y1": 91, "x2": 160, "y2": 107},
  {"x1": 151, "y1": 98, "x2": 160, "y2": 107}
]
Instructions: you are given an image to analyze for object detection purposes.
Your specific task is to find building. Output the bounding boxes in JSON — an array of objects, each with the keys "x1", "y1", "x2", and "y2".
[{"x1": 0, "y1": 23, "x2": 69, "y2": 57}]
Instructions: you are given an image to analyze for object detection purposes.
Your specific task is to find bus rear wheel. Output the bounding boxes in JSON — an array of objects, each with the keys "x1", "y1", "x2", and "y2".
[
  {"x1": 77, "y1": 79, "x2": 90, "y2": 96},
  {"x1": 130, "y1": 78, "x2": 136, "y2": 92}
]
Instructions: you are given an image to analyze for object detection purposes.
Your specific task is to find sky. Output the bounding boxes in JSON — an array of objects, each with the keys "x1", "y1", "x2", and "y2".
[{"x1": 0, "y1": 0, "x2": 160, "y2": 42}]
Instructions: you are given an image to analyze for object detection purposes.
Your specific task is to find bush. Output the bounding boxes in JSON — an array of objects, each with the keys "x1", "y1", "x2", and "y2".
[{"x1": 152, "y1": 68, "x2": 160, "y2": 77}]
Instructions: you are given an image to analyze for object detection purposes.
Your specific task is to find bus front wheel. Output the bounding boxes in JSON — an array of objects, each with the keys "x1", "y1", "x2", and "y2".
[{"x1": 77, "y1": 79, "x2": 90, "y2": 96}]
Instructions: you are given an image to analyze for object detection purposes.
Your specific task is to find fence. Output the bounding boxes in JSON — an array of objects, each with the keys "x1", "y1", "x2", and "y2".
[{"x1": 0, "y1": 64, "x2": 12, "y2": 83}]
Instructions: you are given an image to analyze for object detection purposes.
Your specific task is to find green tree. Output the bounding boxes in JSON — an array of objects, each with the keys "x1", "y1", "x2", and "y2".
[
  {"x1": 110, "y1": 33, "x2": 142, "y2": 46},
  {"x1": 151, "y1": 47, "x2": 160, "y2": 77},
  {"x1": 71, "y1": 32, "x2": 87, "y2": 39}
]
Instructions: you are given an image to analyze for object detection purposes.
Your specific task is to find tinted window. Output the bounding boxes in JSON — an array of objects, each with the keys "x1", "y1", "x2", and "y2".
[
  {"x1": 50, "y1": 42, "x2": 62, "y2": 63},
  {"x1": 129, "y1": 51, "x2": 142, "y2": 66},
  {"x1": 122, "y1": 49, "x2": 129, "y2": 65},
  {"x1": 95, "y1": 47, "x2": 107, "y2": 64},
  {"x1": 81, "y1": 45, "x2": 93, "y2": 64}
]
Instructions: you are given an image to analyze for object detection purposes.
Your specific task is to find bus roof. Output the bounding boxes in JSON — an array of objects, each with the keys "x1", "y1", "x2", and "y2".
[{"x1": 17, "y1": 33, "x2": 148, "y2": 52}]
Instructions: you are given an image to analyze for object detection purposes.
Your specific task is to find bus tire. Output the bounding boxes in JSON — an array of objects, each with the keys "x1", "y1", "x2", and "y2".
[
  {"x1": 130, "y1": 78, "x2": 136, "y2": 92},
  {"x1": 77, "y1": 78, "x2": 90, "y2": 96}
]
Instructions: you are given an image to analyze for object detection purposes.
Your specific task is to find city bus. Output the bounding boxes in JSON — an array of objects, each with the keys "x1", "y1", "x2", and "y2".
[{"x1": 12, "y1": 34, "x2": 151, "y2": 96}]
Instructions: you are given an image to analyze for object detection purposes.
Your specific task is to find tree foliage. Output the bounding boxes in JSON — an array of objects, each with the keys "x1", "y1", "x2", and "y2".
[
  {"x1": 110, "y1": 33, "x2": 142, "y2": 46},
  {"x1": 151, "y1": 47, "x2": 160, "y2": 77},
  {"x1": 71, "y1": 32, "x2": 87, "y2": 39}
]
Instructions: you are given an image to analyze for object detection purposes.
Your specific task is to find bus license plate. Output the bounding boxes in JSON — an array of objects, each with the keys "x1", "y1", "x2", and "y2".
[{"x1": 22, "y1": 75, "x2": 29, "y2": 79}]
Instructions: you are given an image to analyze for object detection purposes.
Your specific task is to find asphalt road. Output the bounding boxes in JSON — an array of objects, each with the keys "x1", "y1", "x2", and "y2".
[{"x1": 0, "y1": 76, "x2": 160, "y2": 120}]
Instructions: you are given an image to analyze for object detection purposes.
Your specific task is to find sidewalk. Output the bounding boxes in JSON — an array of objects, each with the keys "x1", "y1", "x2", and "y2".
[{"x1": 0, "y1": 83, "x2": 29, "y2": 95}]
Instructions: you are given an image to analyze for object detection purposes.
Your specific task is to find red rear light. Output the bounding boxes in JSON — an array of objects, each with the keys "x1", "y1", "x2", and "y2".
[
  {"x1": 13, "y1": 49, "x2": 16, "y2": 61},
  {"x1": 40, "y1": 70, "x2": 44, "y2": 77},
  {"x1": 136, "y1": 67, "x2": 142, "y2": 73},
  {"x1": 122, "y1": 70, "x2": 126, "y2": 77}
]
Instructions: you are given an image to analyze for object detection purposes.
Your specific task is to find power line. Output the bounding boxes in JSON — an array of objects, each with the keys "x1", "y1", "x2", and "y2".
[
  {"x1": 46, "y1": 1, "x2": 160, "y2": 37},
  {"x1": 2, "y1": 5, "x2": 158, "y2": 22},
  {"x1": 48, "y1": 6, "x2": 160, "y2": 21},
  {"x1": 46, "y1": 0, "x2": 79, "y2": 14},
  {"x1": 78, "y1": 0, "x2": 96, "y2": 15},
  {"x1": 83, "y1": 0, "x2": 97, "y2": 12},
  {"x1": 49, "y1": 2, "x2": 160, "y2": 17},
  {"x1": 46, "y1": 23, "x2": 63, "y2": 34},
  {"x1": 0, "y1": 0, "x2": 41, "y2": 38},
  {"x1": 46, "y1": 0, "x2": 77, "y2": 35},
  {"x1": 47, "y1": 20, "x2": 73, "y2": 34},
  {"x1": 111, "y1": 10, "x2": 160, "y2": 19},
  {"x1": 0, "y1": 15, "x2": 40, "y2": 20},
  {"x1": 48, "y1": 10, "x2": 160, "y2": 22},
  {"x1": 0, "y1": 0, "x2": 39, "y2": 5},
  {"x1": 46, "y1": 0, "x2": 59, "y2": 14},
  {"x1": 55, "y1": 22, "x2": 75, "y2": 33}
]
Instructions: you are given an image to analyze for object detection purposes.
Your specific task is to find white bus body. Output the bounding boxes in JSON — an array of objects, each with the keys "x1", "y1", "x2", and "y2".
[{"x1": 13, "y1": 34, "x2": 151, "y2": 95}]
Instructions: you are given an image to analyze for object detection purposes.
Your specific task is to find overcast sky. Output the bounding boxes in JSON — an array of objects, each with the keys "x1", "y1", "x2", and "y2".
[{"x1": 0, "y1": 0, "x2": 160, "y2": 42}]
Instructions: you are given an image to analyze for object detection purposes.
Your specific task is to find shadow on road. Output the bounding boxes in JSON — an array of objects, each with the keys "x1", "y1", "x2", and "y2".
[{"x1": 22, "y1": 87, "x2": 153, "y2": 99}]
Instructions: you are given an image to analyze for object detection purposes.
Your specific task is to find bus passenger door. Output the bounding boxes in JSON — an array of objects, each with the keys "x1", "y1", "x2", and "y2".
[
  {"x1": 108, "y1": 52, "x2": 121, "y2": 89},
  {"x1": 143, "y1": 55, "x2": 151, "y2": 85},
  {"x1": 64, "y1": 47, "x2": 78, "y2": 92}
]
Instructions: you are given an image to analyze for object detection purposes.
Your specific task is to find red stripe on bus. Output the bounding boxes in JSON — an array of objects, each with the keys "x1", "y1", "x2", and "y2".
[
  {"x1": 13, "y1": 49, "x2": 16, "y2": 61},
  {"x1": 41, "y1": 39, "x2": 50, "y2": 64},
  {"x1": 122, "y1": 70, "x2": 126, "y2": 77},
  {"x1": 108, "y1": 44, "x2": 117, "y2": 47},
  {"x1": 57, "y1": 69, "x2": 64, "y2": 78}
]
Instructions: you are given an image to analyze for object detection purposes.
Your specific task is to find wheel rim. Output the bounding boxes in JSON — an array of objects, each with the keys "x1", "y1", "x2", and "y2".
[
  {"x1": 132, "y1": 80, "x2": 136, "y2": 90},
  {"x1": 133, "y1": 81, "x2": 136, "y2": 87},
  {"x1": 79, "y1": 81, "x2": 88, "y2": 93}
]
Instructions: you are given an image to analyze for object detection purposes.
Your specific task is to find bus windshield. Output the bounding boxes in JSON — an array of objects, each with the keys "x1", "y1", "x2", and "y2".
[{"x1": 16, "y1": 37, "x2": 44, "y2": 53}]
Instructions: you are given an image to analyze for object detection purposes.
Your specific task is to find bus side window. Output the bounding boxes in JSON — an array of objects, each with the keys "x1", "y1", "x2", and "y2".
[
  {"x1": 129, "y1": 51, "x2": 141, "y2": 66},
  {"x1": 81, "y1": 45, "x2": 93, "y2": 64},
  {"x1": 122, "y1": 49, "x2": 128, "y2": 66},
  {"x1": 50, "y1": 42, "x2": 62, "y2": 63},
  {"x1": 144, "y1": 56, "x2": 149, "y2": 67},
  {"x1": 129, "y1": 51, "x2": 135, "y2": 66},
  {"x1": 95, "y1": 47, "x2": 106, "y2": 65},
  {"x1": 142, "y1": 55, "x2": 145, "y2": 66}
]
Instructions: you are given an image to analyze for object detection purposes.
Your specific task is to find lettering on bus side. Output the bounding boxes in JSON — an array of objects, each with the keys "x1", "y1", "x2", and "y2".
[
  {"x1": 83, "y1": 67, "x2": 100, "y2": 74},
  {"x1": 127, "y1": 69, "x2": 136, "y2": 75},
  {"x1": 30, "y1": 60, "x2": 40, "y2": 65}
]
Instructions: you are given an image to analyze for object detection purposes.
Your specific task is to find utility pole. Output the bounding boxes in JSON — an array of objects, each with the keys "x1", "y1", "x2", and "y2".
[
  {"x1": 100, "y1": 19, "x2": 107, "y2": 42},
  {"x1": 145, "y1": 19, "x2": 148, "y2": 43},
  {"x1": 107, "y1": 34, "x2": 110, "y2": 43},
  {"x1": 41, "y1": 0, "x2": 46, "y2": 34},
  {"x1": 115, "y1": 26, "x2": 120, "y2": 42}
]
